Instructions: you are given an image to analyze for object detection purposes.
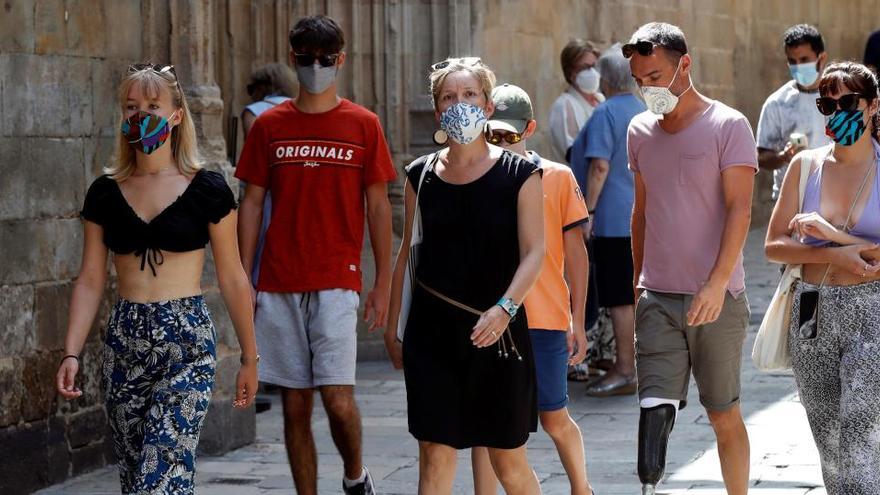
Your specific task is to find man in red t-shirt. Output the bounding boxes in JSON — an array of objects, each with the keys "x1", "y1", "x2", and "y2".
[{"x1": 235, "y1": 15, "x2": 396, "y2": 495}]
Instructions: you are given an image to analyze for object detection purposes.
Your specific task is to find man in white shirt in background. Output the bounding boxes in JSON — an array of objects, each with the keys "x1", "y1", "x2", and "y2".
[{"x1": 756, "y1": 24, "x2": 831, "y2": 199}]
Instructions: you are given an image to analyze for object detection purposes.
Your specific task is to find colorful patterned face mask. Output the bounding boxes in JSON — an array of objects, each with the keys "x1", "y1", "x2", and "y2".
[
  {"x1": 121, "y1": 111, "x2": 173, "y2": 154},
  {"x1": 825, "y1": 108, "x2": 867, "y2": 146}
]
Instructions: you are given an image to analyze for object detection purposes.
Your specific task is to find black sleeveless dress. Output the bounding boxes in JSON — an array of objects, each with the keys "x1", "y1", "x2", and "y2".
[{"x1": 402, "y1": 150, "x2": 539, "y2": 449}]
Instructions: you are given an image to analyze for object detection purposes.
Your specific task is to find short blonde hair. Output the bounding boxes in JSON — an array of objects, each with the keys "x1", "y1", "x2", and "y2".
[
  {"x1": 106, "y1": 67, "x2": 201, "y2": 181},
  {"x1": 429, "y1": 57, "x2": 496, "y2": 110}
]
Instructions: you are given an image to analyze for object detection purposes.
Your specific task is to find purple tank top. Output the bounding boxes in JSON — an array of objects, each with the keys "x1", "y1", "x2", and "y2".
[{"x1": 801, "y1": 141, "x2": 880, "y2": 246}]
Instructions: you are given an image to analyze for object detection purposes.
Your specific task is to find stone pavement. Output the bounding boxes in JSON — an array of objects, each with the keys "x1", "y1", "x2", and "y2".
[{"x1": 37, "y1": 228, "x2": 827, "y2": 494}]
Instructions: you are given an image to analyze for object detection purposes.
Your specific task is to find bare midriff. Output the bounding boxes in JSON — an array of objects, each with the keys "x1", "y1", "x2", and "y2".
[
  {"x1": 802, "y1": 257, "x2": 880, "y2": 286},
  {"x1": 114, "y1": 249, "x2": 206, "y2": 303}
]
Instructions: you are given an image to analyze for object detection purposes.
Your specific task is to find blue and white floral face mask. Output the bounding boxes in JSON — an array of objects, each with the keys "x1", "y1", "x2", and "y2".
[{"x1": 439, "y1": 102, "x2": 487, "y2": 145}]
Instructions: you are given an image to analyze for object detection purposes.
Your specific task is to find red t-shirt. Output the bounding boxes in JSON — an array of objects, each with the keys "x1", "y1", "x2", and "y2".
[{"x1": 235, "y1": 98, "x2": 397, "y2": 293}]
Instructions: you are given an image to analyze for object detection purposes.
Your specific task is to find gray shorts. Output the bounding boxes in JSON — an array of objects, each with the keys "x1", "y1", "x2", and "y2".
[
  {"x1": 255, "y1": 289, "x2": 360, "y2": 389},
  {"x1": 635, "y1": 289, "x2": 750, "y2": 411}
]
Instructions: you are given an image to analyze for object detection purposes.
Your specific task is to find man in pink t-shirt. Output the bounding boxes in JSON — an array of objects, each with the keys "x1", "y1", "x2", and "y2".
[{"x1": 623, "y1": 23, "x2": 757, "y2": 495}]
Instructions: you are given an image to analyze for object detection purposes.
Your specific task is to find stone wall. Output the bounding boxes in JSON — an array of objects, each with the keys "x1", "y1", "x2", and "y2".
[
  {"x1": 2, "y1": 0, "x2": 880, "y2": 492},
  {"x1": 0, "y1": 1, "x2": 252, "y2": 493},
  {"x1": 471, "y1": 0, "x2": 880, "y2": 223}
]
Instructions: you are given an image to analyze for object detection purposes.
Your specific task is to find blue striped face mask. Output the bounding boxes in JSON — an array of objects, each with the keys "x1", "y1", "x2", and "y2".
[{"x1": 825, "y1": 108, "x2": 866, "y2": 146}]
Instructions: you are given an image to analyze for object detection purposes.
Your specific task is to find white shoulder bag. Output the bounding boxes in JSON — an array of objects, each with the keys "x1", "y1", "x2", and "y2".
[{"x1": 396, "y1": 152, "x2": 439, "y2": 342}]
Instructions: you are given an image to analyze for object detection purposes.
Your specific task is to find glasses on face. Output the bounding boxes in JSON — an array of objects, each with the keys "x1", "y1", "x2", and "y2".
[
  {"x1": 621, "y1": 40, "x2": 655, "y2": 58},
  {"x1": 816, "y1": 93, "x2": 867, "y2": 115},
  {"x1": 292, "y1": 52, "x2": 340, "y2": 67},
  {"x1": 487, "y1": 130, "x2": 523, "y2": 145},
  {"x1": 430, "y1": 57, "x2": 483, "y2": 71}
]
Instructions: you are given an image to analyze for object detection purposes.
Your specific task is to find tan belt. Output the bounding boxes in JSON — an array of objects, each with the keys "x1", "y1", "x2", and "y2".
[{"x1": 416, "y1": 279, "x2": 522, "y2": 361}]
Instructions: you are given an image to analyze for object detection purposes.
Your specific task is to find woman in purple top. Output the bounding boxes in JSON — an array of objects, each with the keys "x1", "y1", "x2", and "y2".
[{"x1": 766, "y1": 62, "x2": 880, "y2": 492}]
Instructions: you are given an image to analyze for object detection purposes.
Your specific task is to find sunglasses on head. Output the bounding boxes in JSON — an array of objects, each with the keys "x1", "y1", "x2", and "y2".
[
  {"x1": 621, "y1": 40, "x2": 656, "y2": 58},
  {"x1": 486, "y1": 129, "x2": 523, "y2": 145},
  {"x1": 431, "y1": 57, "x2": 483, "y2": 71},
  {"x1": 128, "y1": 63, "x2": 182, "y2": 94},
  {"x1": 292, "y1": 52, "x2": 340, "y2": 68},
  {"x1": 128, "y1": 63, "x2": 177, "y2": 78},
  {"x1": 816, "y1": 93, "x2": 867, "y2": 116}
]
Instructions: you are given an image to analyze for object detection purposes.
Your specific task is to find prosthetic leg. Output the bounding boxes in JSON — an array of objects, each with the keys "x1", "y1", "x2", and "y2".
[{"x1": 638, "y1": 403, "x2": 677, "y2": 494}]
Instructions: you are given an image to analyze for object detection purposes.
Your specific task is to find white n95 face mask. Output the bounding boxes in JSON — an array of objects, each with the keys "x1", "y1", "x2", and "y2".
[
  {"x1": 641, "y1": 57, "x2": 691, "y2": 115},
  {"x1": 575, "y1": 67, "x2": 601, "y2": 94}
]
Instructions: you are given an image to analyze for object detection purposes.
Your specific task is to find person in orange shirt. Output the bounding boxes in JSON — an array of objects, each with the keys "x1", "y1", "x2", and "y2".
[{"x1": 472, "y1": 83, "x2": 594, "y2": 495}]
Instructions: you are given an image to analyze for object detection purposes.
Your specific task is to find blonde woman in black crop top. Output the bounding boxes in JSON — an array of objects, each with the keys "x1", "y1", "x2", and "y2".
[{"x1": 54, "y1": 65, "x2": 258, "y2": 494}]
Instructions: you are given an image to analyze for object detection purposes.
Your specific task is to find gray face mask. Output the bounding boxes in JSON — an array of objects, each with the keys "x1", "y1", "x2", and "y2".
[{"x1": 295, "y1": 63, "x2": 338, "y2": 94}]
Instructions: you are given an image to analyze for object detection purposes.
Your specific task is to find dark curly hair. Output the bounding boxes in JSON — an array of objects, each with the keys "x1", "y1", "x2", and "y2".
[{"x1": 783, "y1": 24, "x2": 825, "y2": 55}]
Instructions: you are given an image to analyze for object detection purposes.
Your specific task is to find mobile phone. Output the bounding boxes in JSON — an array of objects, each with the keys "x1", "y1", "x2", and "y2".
[{"x1": 798, "y1": 289, "x2": 819, "y2": 339}]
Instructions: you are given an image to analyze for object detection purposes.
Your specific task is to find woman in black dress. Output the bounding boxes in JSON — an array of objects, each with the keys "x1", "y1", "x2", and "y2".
[{"x1": 387, "y1": 58, "x2": 545, "y2": 494}]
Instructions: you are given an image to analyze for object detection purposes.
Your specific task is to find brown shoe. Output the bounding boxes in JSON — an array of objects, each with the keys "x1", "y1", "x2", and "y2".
[{"x1": 585, "y1": 374, "x2": 637, "y2": 397}]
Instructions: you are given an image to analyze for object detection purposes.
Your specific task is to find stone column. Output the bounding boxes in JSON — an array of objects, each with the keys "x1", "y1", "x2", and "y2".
[{"x1": 169, "y1": 0, "x2": 255, "y2": 455}]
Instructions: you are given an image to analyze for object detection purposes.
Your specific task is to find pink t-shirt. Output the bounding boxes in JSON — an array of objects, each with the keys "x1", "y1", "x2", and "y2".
[{"x1": 627, "y1": 100, "x2": 758, "y2": 295}]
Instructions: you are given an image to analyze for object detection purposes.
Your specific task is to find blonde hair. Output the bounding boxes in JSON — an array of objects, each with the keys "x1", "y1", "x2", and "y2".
[
  {"x1": 429, "y1": 58, "x2": 496, "y2": 110},
  {"x1": 106, "y1": 67, "x2": 201, "y2": 181}
]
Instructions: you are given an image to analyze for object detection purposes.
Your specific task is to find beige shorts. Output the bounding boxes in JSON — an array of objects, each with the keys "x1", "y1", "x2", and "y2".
[{"x1": 635, "y1": 289, "x2": 750, "y2": 411}]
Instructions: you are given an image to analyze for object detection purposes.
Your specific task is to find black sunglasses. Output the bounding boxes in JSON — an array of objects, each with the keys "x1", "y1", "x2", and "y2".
[
  {"x1": 292, "y1": 52, "x2": 340, "y2": 68},
  {"x1": 816, "y1": 93, "x2": 867, "y2": 116},
  {"x1": 430, "y1": 57, "x2": 483, "y2": 71},
  {"x1": 486, "y1": 130, "x2": 523, "y2": 145},
  {"x1": 621, "y1": 41, "x2": 655, "y2": 58}
]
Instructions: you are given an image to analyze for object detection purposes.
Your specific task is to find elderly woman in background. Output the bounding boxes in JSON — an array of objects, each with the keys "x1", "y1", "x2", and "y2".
[
  {"x1": 238, "y1": 62, "x2": 297, "y2": 285},
  {"x1": 569, "y1": 45, "x2": 646, "y2": 397},
  {"x1": 549, "y1": 39, "x2": 605, "y2": 161},
  {"x1": 241, "y1": 62, "x2": 297, "y2": 135}
]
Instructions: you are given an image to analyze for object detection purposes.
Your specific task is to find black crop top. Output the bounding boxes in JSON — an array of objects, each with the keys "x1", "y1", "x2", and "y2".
[{"x1": 80, "y1": 169, "x2": 237, "y2": 276}]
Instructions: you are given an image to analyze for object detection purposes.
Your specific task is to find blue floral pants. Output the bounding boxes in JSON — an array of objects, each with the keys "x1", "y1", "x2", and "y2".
[{"x1": 103, "y1": 296, "x2": 216, "y2": 494}]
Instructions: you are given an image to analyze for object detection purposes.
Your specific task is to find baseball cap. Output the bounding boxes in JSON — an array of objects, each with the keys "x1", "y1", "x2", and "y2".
[{"x1": 489, "y1": 83, "x2": 534, "y2": 133}]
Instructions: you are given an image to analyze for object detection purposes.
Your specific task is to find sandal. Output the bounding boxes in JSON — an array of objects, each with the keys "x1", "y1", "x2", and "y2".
[{"x1": 567, "y1": 363, "x2": 592, "y2": 382}]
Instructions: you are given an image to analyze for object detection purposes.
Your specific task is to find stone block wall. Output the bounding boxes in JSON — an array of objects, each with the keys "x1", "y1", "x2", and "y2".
[
  {"x1": 472, "y1": 0, "x2": 880, "y2": 224},
  {"x1": 0, "y1": 2, "x2": 136, "y2": 492},
  {"x1": 0, "y1": 1, "x2": 252, "y2": 493}
]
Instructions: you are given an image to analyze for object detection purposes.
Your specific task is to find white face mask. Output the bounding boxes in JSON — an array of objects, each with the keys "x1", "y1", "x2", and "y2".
[
  {"x1": 439, "y1": 102, "x2": 488, "y2": 145},
  {"x1": 575, "y1": 67, "x2": 601, "y2": 94},
  {"x1": 640, "y1": 57, "x2": 692, "y2": 115}
]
